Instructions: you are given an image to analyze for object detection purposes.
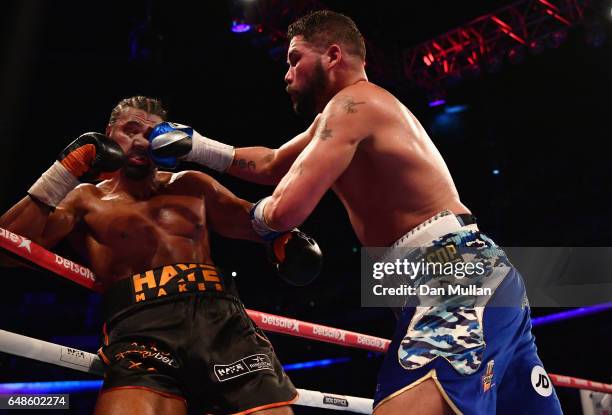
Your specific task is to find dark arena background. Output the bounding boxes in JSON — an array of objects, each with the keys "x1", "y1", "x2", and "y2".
[{"x1": 0, "y1": 1, "x2": 611, "y2": 414}]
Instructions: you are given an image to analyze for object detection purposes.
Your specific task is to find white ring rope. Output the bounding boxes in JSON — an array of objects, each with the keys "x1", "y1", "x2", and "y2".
[{"x1": 0, "y1": 329, "x2": 374, "y2": 413}]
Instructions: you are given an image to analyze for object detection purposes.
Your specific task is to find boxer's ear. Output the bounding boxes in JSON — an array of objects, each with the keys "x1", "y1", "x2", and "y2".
[
  {"x1": 325, "y1": 44, "x2": 342, "y2": 69},
  {"x1": 105, "y1": 124, "x2": 112, "y2": 136}
]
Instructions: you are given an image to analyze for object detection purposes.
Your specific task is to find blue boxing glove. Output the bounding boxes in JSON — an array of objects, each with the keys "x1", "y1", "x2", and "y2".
[
  {"x1": 147, "y1": 122, "x2": 193, "y2": 169},
  {"x1": 148, "y1": 122, "x2": 234, "y2": 171}
]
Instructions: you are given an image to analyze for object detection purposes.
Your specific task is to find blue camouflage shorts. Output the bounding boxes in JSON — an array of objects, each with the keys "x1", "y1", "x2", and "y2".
[{"x1": 373, "y1": 230, "x2": 563, "y2": 414}]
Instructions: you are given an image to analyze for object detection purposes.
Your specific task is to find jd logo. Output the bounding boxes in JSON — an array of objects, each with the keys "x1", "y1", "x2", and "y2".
[
  {"x1": 536, "y1": 374, "x2": 549, "y2": 388},
  {"x1": 531, "y1": 366, "x2": 553, "y2": 397}
]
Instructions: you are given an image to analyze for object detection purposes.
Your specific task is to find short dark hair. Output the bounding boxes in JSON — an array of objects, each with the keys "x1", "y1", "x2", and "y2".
[
  {"x1": 287, "y1": 10, "x2": 366, "y2": 61},
  {"x1": 108, "y1": 96, "x2": 167, "y2": 125}
]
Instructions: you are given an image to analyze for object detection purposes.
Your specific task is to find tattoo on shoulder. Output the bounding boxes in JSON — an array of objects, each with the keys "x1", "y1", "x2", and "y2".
[
  {"x1": 232, "y1": 158, "x2": 256, "y2": 170},
  {"x1": 340, "y1": 95, "x2": 366, "y2": 114}
]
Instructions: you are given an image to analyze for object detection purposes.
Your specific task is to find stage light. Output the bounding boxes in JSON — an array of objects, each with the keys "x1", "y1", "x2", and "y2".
[
  {"x1": 428, "y1": 99, "x2": 446, "y2": 107},
  {"x1": 283, "y1": 357, "x2": 351, "y2": 371},
  {"x1": 528, "y1": 39, "x2": 545, "y2": 55},
  {"x1": 445, "y1": 105, "x2": 468, "y2": 114},
  {"x1": 231, "y1": 20, "x2": 251, "y2": 33}
]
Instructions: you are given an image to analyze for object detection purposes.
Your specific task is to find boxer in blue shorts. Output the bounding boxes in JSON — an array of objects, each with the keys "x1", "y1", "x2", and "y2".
[
  {"x1": 148, "y1": 10, "x2": 564, "y2": 413},
  {"x1": 373, "y1": 211, "x2": 563, "y2": 414}
]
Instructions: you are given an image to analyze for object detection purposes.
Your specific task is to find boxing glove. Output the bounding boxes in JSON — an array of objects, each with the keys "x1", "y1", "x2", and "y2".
[
  {"x1": 267, "y1": 229, "x2": 323, "y2": 286},
  {"x1": 28, "y1": 132, "x2": 125, "y2": 207},
  {"x1": 148, "y1": 122, "x2": 234, "y2": 172}
]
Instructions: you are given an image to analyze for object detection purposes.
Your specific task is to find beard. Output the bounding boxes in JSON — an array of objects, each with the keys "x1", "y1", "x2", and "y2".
[
  {"x1": 122, "y1": 157, "x2": 155, "y2": 180},
  {"x1": 289, "y1": 61, "x2": 327, "y2": 117}
]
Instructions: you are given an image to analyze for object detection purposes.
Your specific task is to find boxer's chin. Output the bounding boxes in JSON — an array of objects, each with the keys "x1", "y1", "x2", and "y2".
[{"x1": 123, "y1": 163, "x2": 154, "y2": 180}]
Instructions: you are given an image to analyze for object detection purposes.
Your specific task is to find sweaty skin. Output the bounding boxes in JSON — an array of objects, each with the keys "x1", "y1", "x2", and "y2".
[
  {"x1": 0, "y1": 107, "x2": 257, "y2": 288},
  {"x1": 227, "y1": 36, "x2": 470, "y2": 247},
  {"x1": 265, "y1": 80, "x2": 471, "y2": 246},
  {"x1": 220, "y1": 34, "x2": 470, "y2": 415},
  {"x1": 0, "y1": 107, "x2": 294, "y2": 415}
]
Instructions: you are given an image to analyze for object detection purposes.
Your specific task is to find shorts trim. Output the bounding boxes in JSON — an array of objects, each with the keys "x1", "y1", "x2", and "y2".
[
  {"x1": 229, "y1": 391, "x2": 299, "y2": 415},
  {"x1": 254, "y1": 330, "x2": 272, "y2": 346},
  {"x1": 98, "y1": 348, "x2": 111, "y2": 365},
  {"x1": 374, "y1": 369, "x2": 462, "y2": 415},
  {"x1": 102, "y1": 322, "x2": 109, "y2": 346},
  {"x1": 100, "y1": 385, "x2": 187, "y2": 406}
]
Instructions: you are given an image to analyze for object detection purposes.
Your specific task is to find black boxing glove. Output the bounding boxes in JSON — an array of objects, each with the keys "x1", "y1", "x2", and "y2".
[
  {"x1": 28, "y1": 132, "x2": 125, "y2": 207},
  {"x1": 267, "y1": 230, "x2": 323, "y2": 286}
]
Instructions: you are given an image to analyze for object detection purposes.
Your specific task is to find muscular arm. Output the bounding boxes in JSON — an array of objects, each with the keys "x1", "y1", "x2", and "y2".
[
  {"x1": 186, "y1": 172, "x2": 261, "y2": 242},
  {"x1": 0, "y1": 189, "x2": 84, "y2": 265},
  {"x1": 226, "y1": 115, "x2": 321, "y2": 185},
  {"x1": 263, "y1": 94, "x2": 372, "y2": 231}
]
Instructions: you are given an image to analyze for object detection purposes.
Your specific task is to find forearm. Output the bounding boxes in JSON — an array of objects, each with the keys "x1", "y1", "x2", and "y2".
[
  {"x1": 0, "y1": 195, "x2": 53, "y2": 244},
  {"x1": 0, "y1": 196, "x2": 59, "y2": 267},
  {"x1": 265, "y1": 187, "x2": 312, "y2": 232},
  {"x1": 151, "y1": 122, "x2": 316, "y2": 185},
  {"x1": 227, "y1": 147, "x2": 285, "y2": 185},
  {"x1": 227, "y1": 129, "x2": 314, "y2": 185}
]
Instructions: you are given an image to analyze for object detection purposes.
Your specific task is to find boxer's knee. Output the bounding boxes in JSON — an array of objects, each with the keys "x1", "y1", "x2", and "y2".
[
  {"x1": 94, "y1": 387, "x2": 187, "y2": 415},
  {"x1": 251, "y1": 405, "x2": 294, "y2": 415},
  {"x1": 374, "y1": 379, "x2": 454, "y2": 415}
]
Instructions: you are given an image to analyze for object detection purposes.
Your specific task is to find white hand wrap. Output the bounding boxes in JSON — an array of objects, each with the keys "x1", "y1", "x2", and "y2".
[
  {"x1": 28, "y1": 161, "x2": 80, "y2": 208},
  {"x1": 251, "y1": 196, "x2": 281, "y2": 240},
  {"x1": 183, "y1": 131, "x2": 235, "y2": 172}
]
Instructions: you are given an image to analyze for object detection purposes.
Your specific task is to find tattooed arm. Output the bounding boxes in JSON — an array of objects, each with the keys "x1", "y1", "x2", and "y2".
[
  {"x1": 226, "y1": 115, "x2": 322, "y2": 185},
  {"x1": 262, "y1": 94, "x2": 373, "y2": 231}
]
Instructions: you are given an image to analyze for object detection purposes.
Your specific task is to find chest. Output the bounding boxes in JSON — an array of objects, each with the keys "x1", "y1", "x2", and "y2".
[{"x1": 84, "y1": 194, "x2": 206, "y2": 241}]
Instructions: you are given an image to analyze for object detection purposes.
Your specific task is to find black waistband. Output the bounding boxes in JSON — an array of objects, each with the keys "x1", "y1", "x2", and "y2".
[
  {"x1": 456, "y1": 213, "x2": 477, "y2": 226},
  {"x1": 102, "y1": 263, "x2": 238, "y2": 323}
]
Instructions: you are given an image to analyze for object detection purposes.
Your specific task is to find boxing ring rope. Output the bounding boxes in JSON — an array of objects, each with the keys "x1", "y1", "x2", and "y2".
[
  {"x1": 0, "y1": 227, "x2": 610, "y2": 412},
  {"x1": 0, "y1": 329, "x2": 374, "y2": 413}
]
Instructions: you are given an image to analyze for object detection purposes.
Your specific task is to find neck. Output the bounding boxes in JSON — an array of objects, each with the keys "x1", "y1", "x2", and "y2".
[
  {"x1": 318, "y1": 68, "x2": 368, "y2": 112},
  {"x1": 108, "y1": 169, "x2": 159, "y2": 199}
]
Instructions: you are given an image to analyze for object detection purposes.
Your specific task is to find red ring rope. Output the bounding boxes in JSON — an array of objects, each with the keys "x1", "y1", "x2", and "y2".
[{"x1": 1, "y1": 227, "x2": 610, "y2": 394}]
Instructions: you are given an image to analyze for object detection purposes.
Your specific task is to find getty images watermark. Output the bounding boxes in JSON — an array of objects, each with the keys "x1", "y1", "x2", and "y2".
[
  {"x1": 372, "y1": 254, "x2": 488, "y2": 297},
  {"x1": 361, "y1": 247, "x2": 612, "y2": 308}
]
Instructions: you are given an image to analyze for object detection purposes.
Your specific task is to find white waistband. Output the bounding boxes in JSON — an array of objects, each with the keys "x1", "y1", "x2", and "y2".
[{"x1": 390, "y1": 210, "x2": 479, "y2": 249}]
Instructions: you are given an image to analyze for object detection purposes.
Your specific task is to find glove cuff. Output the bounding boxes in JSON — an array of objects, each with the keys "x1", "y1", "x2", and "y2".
[
  {"x1": 185, "y1": 131, "x2": 235, "y2": 172},
  {"x1": 250, "y1": 197, "x2": 282, "y2": 241},
  {"x1": 28, "y1": 161, "x2": 80, "y2": 208}
]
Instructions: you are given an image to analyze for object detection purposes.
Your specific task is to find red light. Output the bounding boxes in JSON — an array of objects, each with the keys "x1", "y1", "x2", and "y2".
[
  {"x1": 491, "y1": 16, "x2": 526, "y2": 44},
  {"x1": 537, "y1": 0, "x2": 559, "y2": 11},
  {"x1": 545, "y1": 9, "x2": 571, "y2": 25}
]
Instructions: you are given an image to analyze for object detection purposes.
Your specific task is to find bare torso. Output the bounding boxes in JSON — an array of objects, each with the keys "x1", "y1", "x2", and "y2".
[
  {"x1": 71, "y1": 171, "x2": 212, "y2": 286},
  {"x1": 324, "y1": 83, "x2": 470, "y2": 246}
]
